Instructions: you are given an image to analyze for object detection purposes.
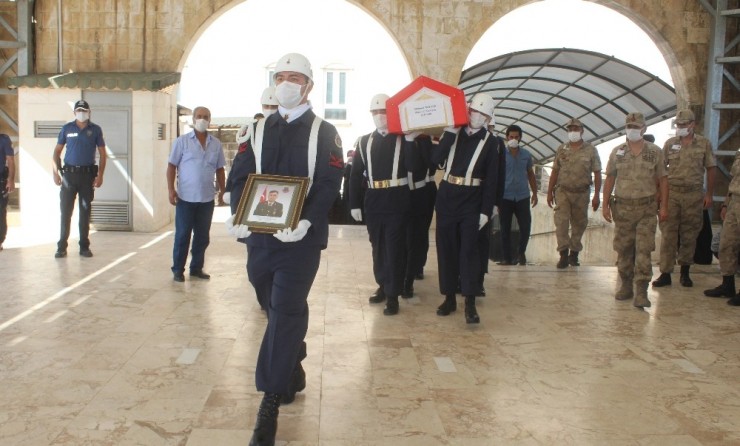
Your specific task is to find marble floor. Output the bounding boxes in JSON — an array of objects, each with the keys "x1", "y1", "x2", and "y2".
[{"x1": 1, "y1": 207, "x2": 740, "y2": 445}]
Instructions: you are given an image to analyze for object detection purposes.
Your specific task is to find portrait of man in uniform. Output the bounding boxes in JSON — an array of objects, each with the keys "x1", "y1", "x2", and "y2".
[{"x1": 254, "y1": 190, "x2": 284, "y2": 217}]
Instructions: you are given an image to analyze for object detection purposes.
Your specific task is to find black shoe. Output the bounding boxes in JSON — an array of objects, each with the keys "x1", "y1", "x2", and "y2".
[
  {"x1": 402, "y1": 279, "x2": 414, "y2": 298},
  {"x1": 728, "y1": 295, "x2": 740, "y2": 306},
  {"x1": 518, "y1": 254, "x2": 527, "y2": 265},
  {"x1": 556, "y1": 250, "x2": 569, "y2": 269},
  {"x1": 281, "y1": 363, "x2": 306, "y2": 404},
  {"x1": 436, "y1": 295, "x2": 457, "y2": 316},
  {"x1": 464, "y1": 296, "x2": 480, "y2": 324},
  {"x1": 173, "y1": 272, "x2": 185, "y2": 282},
  {"x1": 704, "y1": 275, "x2": 736, "y2": 298},
  {"x1": 497, "y1": 259, "x2": 514, "y2": 265},
  {"x1": 476, "y1": 286, "x2": 486, "y2": 297},
  {"x1": 190, "y1": 270, "x2": 211, "y2": 280},
  {"x1": 679, "y1": 265, "x2": 693, "y2": 287},
  {"x1": 652, "y1": 273, "x2": 671, "y2": 287},
  {"x1": 568, "y1": 251, "x2": 580, "y2": 266},
  {"x1": 79, "y1": 249, "x2": 93, "y2": 258},
  {"x1": 383, "y1": 296, "x2": 399, "y2": 315},
  {"x1": 249, "y1": 393, "x2": 281, "y2": 446},
  {"x1": 368, "y1": 287, "x2": 385, "y2": 304},
  {"x1": 54, "y1": 250, "x2": 67, "y2": 258},
  {"x1": 415, "y1": 271, "x2": 424, "y2": 280}
]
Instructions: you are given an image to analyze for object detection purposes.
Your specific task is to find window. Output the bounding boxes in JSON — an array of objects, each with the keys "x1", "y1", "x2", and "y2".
[{"x1": 324, "y1": 70, "x2": 348, "y2": 120}]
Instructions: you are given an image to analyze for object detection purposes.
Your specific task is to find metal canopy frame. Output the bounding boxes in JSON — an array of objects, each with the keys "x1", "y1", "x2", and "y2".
[
  {"x1": 0, "y1": 0, "x2": 32, "y2": 140},
  {"x1": 459, "y1": 48, "x2": 677, "y2": 162}
]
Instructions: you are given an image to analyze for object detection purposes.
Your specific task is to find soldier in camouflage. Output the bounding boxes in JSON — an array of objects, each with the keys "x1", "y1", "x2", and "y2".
[
  {"x1": 652, "y1": 109, "x2": 716, "y2": 288},
  {"x1": 602, "y1": 112, "x2": 668, "y2": 308},
  {"x1": 704, "y1": 150, "x2": 740, "y2": 306},
  {"x1": 546, "y1": 118, "x2": 602, "y2": 268}
]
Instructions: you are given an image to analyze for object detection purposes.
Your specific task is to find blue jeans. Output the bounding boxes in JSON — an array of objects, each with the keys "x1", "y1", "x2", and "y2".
[{"x1": 172, "y1": 199, "x2": 214, "y2": 274}]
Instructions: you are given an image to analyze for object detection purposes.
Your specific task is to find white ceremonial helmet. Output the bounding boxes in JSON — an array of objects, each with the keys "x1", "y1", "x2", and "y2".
[
  {"x1": 469, "y1": 92, "x2": 496, "y2": 118},
  {"x1": 369, "y1": 94, "x2": 389, "y2": 111},
  {"x1": 273, "y1": 53, "x2": 313, "y2": 82},
  {"x1": 260, "y1": 86, "x2": 278, "y2": 106}
]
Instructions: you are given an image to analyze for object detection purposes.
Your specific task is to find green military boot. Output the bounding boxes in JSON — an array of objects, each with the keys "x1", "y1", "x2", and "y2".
[
  {"x1": 615, "y1": 274, "x2": 634, "y2": 300},
  {"x1": 633, "y1": 280, "x2": 651, "y2": 308},
  {"x1": 557, "y1": 250, "x2": 569, "y2": 269}
]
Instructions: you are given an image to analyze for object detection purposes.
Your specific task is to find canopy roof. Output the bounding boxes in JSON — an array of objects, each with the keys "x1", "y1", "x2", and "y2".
[
  {"x1": 8, "y1": 72, "x2": 181, "y2": 92},
  {"x1": 459, "y1": 48, "x2": 676, "y2": 162}
]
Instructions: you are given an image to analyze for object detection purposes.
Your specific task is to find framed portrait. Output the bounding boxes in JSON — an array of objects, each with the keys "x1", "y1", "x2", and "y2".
[{"x1": 234, "y1": 173, "x2": 310, "y2": 234}]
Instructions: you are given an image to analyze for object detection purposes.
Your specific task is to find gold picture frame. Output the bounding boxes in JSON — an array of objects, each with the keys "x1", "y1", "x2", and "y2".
[{"x1": 234, "y1": 173, "x2": 310, "y2": 234}]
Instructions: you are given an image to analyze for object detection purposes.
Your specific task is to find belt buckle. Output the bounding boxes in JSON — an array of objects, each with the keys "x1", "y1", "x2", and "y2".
[
  {"x1": 448, "y1": 175, "x2": 462, "y2": 185},
  {"x1": 374, "y1": 180, "x2": 389, "y2": 189}
]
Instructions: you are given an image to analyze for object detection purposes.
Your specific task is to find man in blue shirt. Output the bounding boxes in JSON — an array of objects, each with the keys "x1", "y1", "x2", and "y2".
[
  {"x1": 166, "y1": 106, "x2": 226, "y2": 282},
  {"x1": 499, "y1": 124, "x2": 539, "y2": 265},
  {"x1": 0, "y1": 133, "x2": 15, "y2": 251},
  {"x1": 52, "y1": 100, "x2": 106, "y2": 258}
]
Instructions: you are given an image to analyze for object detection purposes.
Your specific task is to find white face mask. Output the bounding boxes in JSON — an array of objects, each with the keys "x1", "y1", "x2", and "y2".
[
  {"x1": 194, "y1": 118, "x2": 209, "y2": 133},
  {"x1": 626, "y1": 128, "x2": 642, "y2": 142},
  {"x1": 75, "y1": 112, "x2": 89, "y2": 122},
  {"x1": 676, "y1": 127, "x2": 690, "y2": 137},
  {"x1": 507, "y1": 138, "x2": 519, "y2": 149},
  {"x1": 275, "y1": 81, "x2": 305, "y2": 109},
  {"x1": 567, "y1": 131, "x2": 581, "y2": 143},
  {"x1": 373, "y1": 114, "x2": 388, "y2": 131},
  {"x1": 468, "y1": 111, "x2": 487, "y2": 130},
  {"x1": 262, "y1": 108, "x2": 277, "y2": 117}
]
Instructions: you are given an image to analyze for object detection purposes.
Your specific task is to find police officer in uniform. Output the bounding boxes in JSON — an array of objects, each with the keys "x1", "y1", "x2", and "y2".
[
  {"x1": 652, "y1": 109, "x2": 716, "y2": 288},
  {"x1": 704, "y1": 150, "x2": 740, "y2": 304},
  {"x1": 52, "y1": 100, "x2": 106, "y2": 258},
  {"x1": 225, "y1": 53, "x2": 343, "y2": 446},
  {"x1": 546, "y1": 118, "x2": 602, "y2": 268},
  {"x1": 403, "y1": 135, "x2": 437, "y2": 297},
  {"x1": 432, "y1": 92, "x2": 501, "y2": 324},
  {"x1": 349, "y1": 93, "x2": 418, "y2": 315},
  {"x1": 602, "y1": 112, "x2": 668, "y2": 308}
]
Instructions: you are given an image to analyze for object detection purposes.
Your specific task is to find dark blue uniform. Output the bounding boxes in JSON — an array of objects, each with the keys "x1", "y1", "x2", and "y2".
[
  {"x1": 349, "y1": 131, "x2": 418, "y2": 300},
  {"x1": 56, "y1": 121, "x2": 104, "y2": 252},
  {"x1": 432, "y1": 128, "x2": 500, "y2": 297},
  {"x1": 0, "y1": 134, "x2": 12, "y2": 246},
  {"x1": 233, "y1": 110, "x2": 343, "y2": 395},
  {"x1": 477, "y1": 135, "x2": 506, "y2": 289},
  {"x1": 405, "y1": 137, "x2": 437, "y2": 290}
]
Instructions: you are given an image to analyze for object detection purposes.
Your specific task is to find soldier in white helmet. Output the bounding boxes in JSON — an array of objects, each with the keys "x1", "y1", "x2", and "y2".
[
  {"x1": 225, "y1": 53, "x2": 344, "y2": 446},
  {"x1": 349, "y1": 93, "x2": 421, "y2": 316},
  {"x1": 235, "y1": 86, "x2": 279, "y2": 146},
  {"x1": 432, "y1": 92, "x2": 502, "y2": 324}
]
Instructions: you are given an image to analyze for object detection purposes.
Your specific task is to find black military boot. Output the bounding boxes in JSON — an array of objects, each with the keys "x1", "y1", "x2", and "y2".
[
  {"x1": 651, "y1": 273, "x2": 671, "y2": 287},
  {"x1": 568, "y1": 251, "x2": 580, "y2": 266},
  {"x1": 436, "y1": 294, "x2": 457, "y2": 316},
  {"x1": 679, "y1": 265, "x2": 693, "y2": 287},
  {"x1": 383, "y1": 296, "x2": 399, "y2": 315},
  {"x1": 728, "y1": 294, "x2": 740, "y2": 306},
  {"x1": 704, "y1": 275, "x2": 736, "y2": 298},
  {"x1": 368, "y1": 287, "x2": 385, "y2": 304},
  {"x1": 402, "y1": 278, "x2": 414, "y2": 298},
  {"x1": 249, "y1": 392, "x2": 281, "y2": 446},
  {"x1": 556, "y1": 250, "x2": 569, "y2": 269},
  {"x1": 281, "y1": 363, "x2": 306, "y2": 404},
  {"x1": 464, "y1": 296, "x2": 480, "y2": 324}
]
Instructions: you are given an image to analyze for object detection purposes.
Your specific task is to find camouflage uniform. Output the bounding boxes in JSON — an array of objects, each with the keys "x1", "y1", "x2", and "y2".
[
  {"x1": 552, "y1": 141, "x2": 601, "y2": 253},
  {"x1": 719, "y1": 152, "x2": 740, "y2": 277},
  {"x1": 606, "y1": 142, "x2": 666, "y2": 284},
  {"x1": 659, "y1": 134, "x2": 715, "y2": 272}
]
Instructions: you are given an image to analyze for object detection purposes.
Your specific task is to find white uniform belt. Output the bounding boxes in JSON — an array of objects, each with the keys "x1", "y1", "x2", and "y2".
[
  {"x1": 370, "y1": 178, "x2": 409, "y2": 189},
  {"x1": 446, "y1": 175, "x2": 481, "y2": 186}
]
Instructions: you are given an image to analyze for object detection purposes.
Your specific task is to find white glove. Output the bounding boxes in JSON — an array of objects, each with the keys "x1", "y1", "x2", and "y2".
[
  {"x1": 351, "y1": 208, "x2": 362, "y2": 222},
  {"x1": 235, "y1": 123, "x2": 252, "y2": 144},
  {"x1": 222, "y1": 191, "x2": 231, "y2": 205},
  {"x1": 479, "y1": 213, "x2": 489, "y2": 230},
  {"x1": 274, "y1": 219, "x2": 311, "y2": 243},
  {"x1": 404, "y1": 131, "x2": 421, "y2": 141},
  {"x1": 226, "y1": 214, "x2": 251, "y2": 238},
  {"x1": 444, "y1": 126, "x2": 461, "y2": 134}
]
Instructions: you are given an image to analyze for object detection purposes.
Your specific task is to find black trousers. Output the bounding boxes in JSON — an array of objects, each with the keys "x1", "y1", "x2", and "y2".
[
  {"x1": 499, "y1": 198, "x2": 532, "y2": 262},
  {"x1": 0, "y1": 190, "x2": 7, "y2": 246},
  {"x1": 405, "y1": 185, "x2": 436, "y2": 281},
  {"x1": 366, "y1": 211, "x2": 409, "y2": 297},
  {"x1": 436, "y1": 212, "x2": 480, "y2": 296},
  {"x1": 58, "y1": 171, "x2": 95, "y2": 251},
  {"x1": 247, "y1": 245, "x2": 320, "y2": 394}
]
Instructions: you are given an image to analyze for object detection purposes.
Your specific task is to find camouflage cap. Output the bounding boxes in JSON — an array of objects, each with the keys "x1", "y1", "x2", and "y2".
[
  {"x1": 564, "y1": 118, "x2": 582, "y2": 128},
  {"x1": 625, "y1": 112, "x2": 645, "y2": 126},
  {"x1": 675, "y1": 109, "x2": 695, "y2": 124}
]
